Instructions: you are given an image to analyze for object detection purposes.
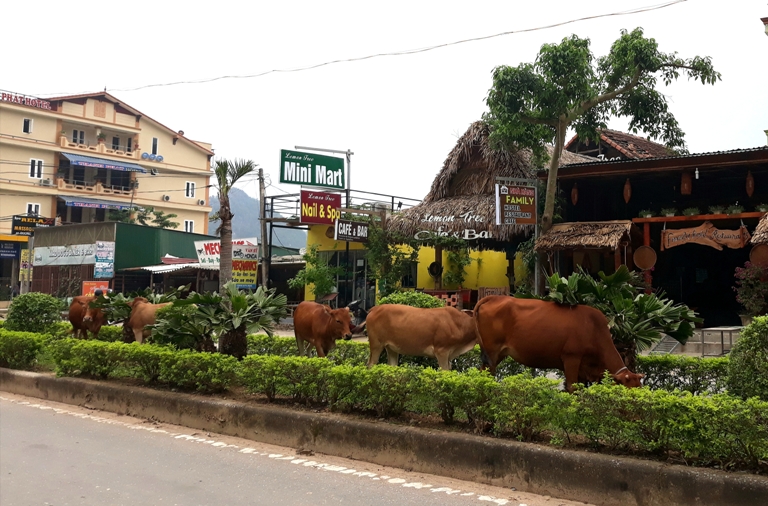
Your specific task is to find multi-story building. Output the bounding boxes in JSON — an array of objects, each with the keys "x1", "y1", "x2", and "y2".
[{"x1": 0, "y1": 90, "x2": 214, "y2": 300}]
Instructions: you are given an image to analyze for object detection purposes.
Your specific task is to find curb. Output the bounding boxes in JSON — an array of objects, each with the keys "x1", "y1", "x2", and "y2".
[{"x1": 2, "y1": 368, "x2": 766, "y2": 506}]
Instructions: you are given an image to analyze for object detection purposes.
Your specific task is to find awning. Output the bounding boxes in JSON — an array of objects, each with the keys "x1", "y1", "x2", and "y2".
[
  {"x1": 123, "y1": 262, "x2": 219, "y2": 274},
  {"x1": 59, "y1": 196, "x2": 134, "y2": 211},
  {"x1": 61, "y1": 153, "x2": 146, "y2": 173}
]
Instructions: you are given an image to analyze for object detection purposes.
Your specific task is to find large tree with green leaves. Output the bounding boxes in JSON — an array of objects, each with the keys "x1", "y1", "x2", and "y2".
[
  {"x1": 213, "y1": 159, "x2": 257, "y2": 292},
  {"x1": 108, "y1": 206, "x2": 179, "y2": 229},
  {"x1": 484, "y1": 28, "x2": 720, "y2": 232}
]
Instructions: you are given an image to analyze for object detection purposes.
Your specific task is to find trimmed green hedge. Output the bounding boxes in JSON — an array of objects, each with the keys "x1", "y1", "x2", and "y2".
[
  {"x1": 49, "y1": 321, "x2": 124, "y2": 342},
  {"x1": 635, "y1": 354, "x2": 729, "y2": 395},
  {"x1": 0, "y1": 329, "x2": 44, "y2": 369}
]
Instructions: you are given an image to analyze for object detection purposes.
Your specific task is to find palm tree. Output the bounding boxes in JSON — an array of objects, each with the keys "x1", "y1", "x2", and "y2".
[{"x1": 213, "y1": 159, "x2": 257, "y2": 292}]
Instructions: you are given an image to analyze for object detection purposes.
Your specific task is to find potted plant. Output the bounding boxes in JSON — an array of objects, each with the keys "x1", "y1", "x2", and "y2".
[
  {"x1": 660, "y1": 207, "x2": 677, "y2": 217},
  {"x1": 726, "y1": 204, "x2": 744, "y2": 215},
  {"x1": 733, "y1": 261, "x2": 768, "y2": 326},
  {"x1": 97, "y1": 132, "x2": 107, "y2": 143},
  {"x1": 682, "y1": 207, "x2": 700, "y2": 216},
  {"x1": 756, "y1": 203, "x2": 768, "y2": 213},
  {"x1": 638, "y1": 209, "x2": 654, "y2": 218},
  {"x1": 60, "y1": 129, "x2": 67, "y2": 137},
  {"x1": 708, "y1": 205, "x2": 725, "y2": 215}
]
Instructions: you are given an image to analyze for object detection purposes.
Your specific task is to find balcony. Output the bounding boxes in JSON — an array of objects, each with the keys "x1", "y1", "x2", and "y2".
[
  {"x1": 59, "y1": 135, "x2": 140, "y2": 160},
  {"x1": 56, "y1": 177, "x2": 135, "y2": 198}
]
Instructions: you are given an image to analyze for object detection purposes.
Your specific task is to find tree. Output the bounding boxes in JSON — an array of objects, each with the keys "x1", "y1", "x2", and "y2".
[
  {"x1": 108, "y1": 206, "x2": 179, "y2": 229},
  {"x1": 288, "y1": 244, "x2": 345, "y2": 299},
  {"x1": 484, "y1": 28, "x2": 720, "y2": 232},
  {"x1": 213, "y1": 159, "x2": 257, "y2": 292}
]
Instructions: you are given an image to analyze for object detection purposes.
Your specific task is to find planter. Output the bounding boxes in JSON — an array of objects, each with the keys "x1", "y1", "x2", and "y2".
[{"x1": 739, "y1": 315, "x2": 753, "y2": 327}]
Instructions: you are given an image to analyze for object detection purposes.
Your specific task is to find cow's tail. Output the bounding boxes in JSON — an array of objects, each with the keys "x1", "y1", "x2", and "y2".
[{"x1": 473, "y1": 297, "x2": 492, "y2": 369}]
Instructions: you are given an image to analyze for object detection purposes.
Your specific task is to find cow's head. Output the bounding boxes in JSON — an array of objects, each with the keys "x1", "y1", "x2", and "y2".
[
  {"x1": 613, "y1": 367, "x2": 644, "y2": 388},
  {"x1": 129, "y1": 297, "x2": 149, "y2": 309},
  {"x1": 324, "y1": 305, "x2": 354, "y2": 341}
]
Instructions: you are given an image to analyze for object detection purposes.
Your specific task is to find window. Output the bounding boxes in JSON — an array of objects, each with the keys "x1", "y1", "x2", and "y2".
[
  {"x1": 112, "y1": 137, "x2": 120, "y2": 150},
  {"x1": 184, "y1": 220, "x2": 195, "y2": 233},
  {"x1": 185, "y1": 181, "x2": 196, "y2": 198},
  {"x1": 29, "y1": 159, "x2": 43, "y2": 179},
  {"x1": 22, "y1": 118, "x2": 32, "y2": 133},
  {"x1": 26, "y1": 203, "x2": 41, "y2": 216},
  {"x1": 126, "y1": 138, "x2": 132, "y2": 152},
  {"x1": 400, "y1": 261, "x2": 418, "y2": 288},
  {"x1": 72, "y1": 130, "x2": 85, "y2": 144},
  {"x1": 152, "y1": 137, "x2": 158, "y2": 155}
]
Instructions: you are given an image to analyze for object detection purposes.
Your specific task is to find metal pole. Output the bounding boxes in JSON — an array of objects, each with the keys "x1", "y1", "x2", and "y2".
[
  {"x1": 24, "y1": 236, "x2": 34, "y2": 294},
  {"x1": 258, "y1": 168, "x2": 269, "y2": 289}
]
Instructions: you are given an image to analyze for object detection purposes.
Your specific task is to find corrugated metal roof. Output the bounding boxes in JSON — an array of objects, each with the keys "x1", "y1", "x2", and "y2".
[
  {"x1": 560, "y1": 146, "x2": 768, "y2": 168},
  {"x1": 131, "y1": 262, "x2": 219, "y2": 274}
]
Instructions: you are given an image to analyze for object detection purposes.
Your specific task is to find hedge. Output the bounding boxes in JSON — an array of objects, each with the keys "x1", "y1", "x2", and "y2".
[
  {"x1": 0, "y1": 329, "x2": 45, "y2": 369},
  {"x1": 49, "y1": 321, "x2": 124, "y2": 342}
]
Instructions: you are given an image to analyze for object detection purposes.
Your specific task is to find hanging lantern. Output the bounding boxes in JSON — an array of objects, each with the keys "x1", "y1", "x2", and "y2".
[
  {"x1": 681, "y1": 172, "x2": 692, "y2": 195},
  {"x1": 571, "y1": 183, "x2": 579, "y2": 206},
  {"x1": 746, "y1": 171, "x2": 755, "y2": 197},
  {"x1": 623, "y1": 178, "x2": 632, "y2": 204}
]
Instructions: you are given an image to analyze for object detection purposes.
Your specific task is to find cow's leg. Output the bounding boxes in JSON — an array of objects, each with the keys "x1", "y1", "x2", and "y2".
[
  {"x1": 385, "y1": 348, "x2": 399, "y2": 367},
  {"x1": 436, "y1": 352, "x2": 452, "y2": 371},
  {"x1": 367, "y1": 343, "x2": 384, "y2": 367},
  {"x1": 314, "y1": 343, "x2": 327, "y2": 358},
  {"x1": 295, "y1": 336, "x2": 305, "y2": 356},
  {"x1": 562, "y1": 356, "x2": 581, "y2": 393},
  {"x1": 133, "y1": 327, "x2": 144, "y2": 344}
]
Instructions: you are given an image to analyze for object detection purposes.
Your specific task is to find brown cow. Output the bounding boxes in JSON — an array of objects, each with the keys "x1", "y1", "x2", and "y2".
[
  {"x1": 68, "y1": 296, "x2": 107, "y2": 339},
  {"x1": 474, "y1": 296, "x2": 643, "y2": 392},
  {"x1": 366, "y1": 304, "x2": 477, "y2": 369},
  {"x1": 124, "y1": 297, "x2": 171, "y2": 343},
  {"x1": 293, "y1": 301, "x2": 353, "y2": 357}
]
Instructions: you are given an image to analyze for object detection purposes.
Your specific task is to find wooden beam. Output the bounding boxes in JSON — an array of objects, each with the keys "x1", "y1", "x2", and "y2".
[
  {"x1": 643, "y1": 223, "x2": 652, "y2": 291},
  {"x1": 633, "y1": 212, "x2": 765, "y2": 224},
  {"x1": 614, "y1": 248, "x2": 621, "y2": 271}
]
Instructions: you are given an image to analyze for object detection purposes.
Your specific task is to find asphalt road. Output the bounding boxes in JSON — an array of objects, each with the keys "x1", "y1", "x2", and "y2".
[{"x1": 0, "y1": 393, "x2": 590, "y2": 506}]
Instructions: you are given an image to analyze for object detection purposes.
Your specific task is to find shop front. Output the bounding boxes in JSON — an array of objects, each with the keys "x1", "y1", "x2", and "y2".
[{"x1": 0, "y1": 235, "x2": 25, "y2": 302}]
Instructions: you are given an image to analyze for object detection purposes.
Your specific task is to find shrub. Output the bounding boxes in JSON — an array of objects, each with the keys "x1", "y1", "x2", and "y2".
[
  {"x1": 378, "y1": 291, "x2": 445, "y2": 308},
  {"x1": 733, "y1": 262, "x2": 768, "y2": 317},
  {"x1": 247, "y1": 334, "x2": 299, "y2": 357},
  {"x1": 158, "y1": 350, "x2": 238, "y2": 393},
  {"x1": 636, "y1": 355, "x2": 728, "y2": 395},
  {"x1": 494, "y1": 373, "x2": 565, "y2": 440},
  {"x1": 119, "y1": 343, "x2": 173, "y2": 383},
  {"x1": 49, "y1": 339, "x2": 123, "y2": 378},
  {"x1": 354, "y1": 365, "x2": 419, "y2": 417},
  {"x1": 727, "y1": 316, "x2": 768, "y2": 401},
  {"x1": 5, "y1": 292, "x2": 62, "y2": 333},
  {"x1": 240, "y1": 355, "x2": 332, "y2": 403},
  {"x1": 149, "y1": 304, "x2": 213, "y2": 351},
  {"x1": 0, "y1": 329, "x2": 44, "y2": 369}
]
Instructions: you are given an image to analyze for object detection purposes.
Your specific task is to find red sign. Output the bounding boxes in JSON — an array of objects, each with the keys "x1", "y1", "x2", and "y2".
[
  {"x1": 82, "y1": 281, "x2": 109, "y2": 296},
  {"x1": 1, "y1": 92, "x2": 52, "y2": 110},
  {"x1": 300, "y1": 190, "x2": 341, "y2": 225}
]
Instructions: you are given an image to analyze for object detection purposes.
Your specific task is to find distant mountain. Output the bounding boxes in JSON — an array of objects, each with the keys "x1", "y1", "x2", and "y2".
[{"x1": 208, "y1": 187, "x2": 307, "y2": 250}]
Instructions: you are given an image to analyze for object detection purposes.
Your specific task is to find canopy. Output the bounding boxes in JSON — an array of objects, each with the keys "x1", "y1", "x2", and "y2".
[
  {"x1": 58, "y1": 196, "x2": 135, "y2": 211},
  {"x1": 535, "y1": 221, "x2": 637, "y2": 251},
  {"x1": 61, "y1": 153, "x2": 146, "y2": 173}
]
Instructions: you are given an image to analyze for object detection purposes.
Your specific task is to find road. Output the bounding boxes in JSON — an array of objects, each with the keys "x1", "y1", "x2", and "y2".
[{"x1": 0, "y1": 393, "x2": 590, "y2": 506}]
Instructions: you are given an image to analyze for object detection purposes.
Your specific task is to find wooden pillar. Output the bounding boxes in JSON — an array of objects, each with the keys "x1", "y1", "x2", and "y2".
[
  {"x1": 434, "y1": 245, "x2": 443, "y2": 289},
  {"x1": 614, "y1": 248, "x2": 621, "y2": 271},
  {"x1": 626, "y1": 245, "x2": 634, "y2": 270},
  {"x1": 643, "y1": 222, "x2": 652, "y2": 290}
]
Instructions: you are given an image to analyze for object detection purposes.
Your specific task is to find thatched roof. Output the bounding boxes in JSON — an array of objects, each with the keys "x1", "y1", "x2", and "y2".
[
  {"x1": 751, "y1": 214, "x2": 768, "y2": 245},
  {"x1": 535, "y1": 221, "x2": 635, "y2": 251},
  {"x1": 387, "y1": 121, "x2": 595, "y2": 244}
]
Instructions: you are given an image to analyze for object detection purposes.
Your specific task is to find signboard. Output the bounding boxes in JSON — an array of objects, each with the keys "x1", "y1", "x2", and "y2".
[
  {"x1": 94, "y1": 241, "x2": 116, "y2": 279},
  {"x1": 11, "y1": 215, "x2": 55, "y2": 236},
  {"x1": 194, "y1": 238, "x2": 259, "y2": 266},
  {"x1": 0, "y1": 242, "x2": 21, "y2": 259},
  {"x1": 1, "y1": 92, "x2": 52, "y2": 110},
  {"x1": 280, "y1": 149, "x2": 345, "y2": 189},
  {"x1": 412, "y1": 210, "x2": 491, "y2": 241},
  {"x1": 34, "y1": 243, "x2": 96, "y2": 266},
  {"x1": 300, "y1": 190, "x2": 342, "y2": 225},
  {"x1": 495, "y1": 184, "x2": 537, "y2": 226},
  {"x1": 661, "y1": 222, "x2": 751, "y2": 251},
  {"x1": 19, "y1": 249, "x2": 32, "y2": 282},
  {"x1": 334, "y1": 219, "x2": 369, "y2": 243},
  {"x1": 82, "y1": 281, "x2": 110, "y2": 296},
  {"x1": 193, "y1": 238, "x2": 259, "y2": 289}
]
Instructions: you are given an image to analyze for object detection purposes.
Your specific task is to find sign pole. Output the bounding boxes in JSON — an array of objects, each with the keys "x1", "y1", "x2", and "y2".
[
  {"x1": 24, "y1": 236, "x2": 33, "y2": 294},
  {"x1": 258, "y1": 168, "x2": 269, "y2": 289}
]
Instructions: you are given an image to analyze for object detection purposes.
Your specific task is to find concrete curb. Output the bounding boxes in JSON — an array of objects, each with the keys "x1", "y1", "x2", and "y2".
[{"x1": 2, "y1": 368, "x2": 766, "y2": 506}]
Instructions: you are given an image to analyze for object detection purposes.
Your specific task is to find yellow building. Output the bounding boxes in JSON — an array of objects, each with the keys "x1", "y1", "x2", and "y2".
[{"x1": 0, "y1": 90, "x2": 213, "y2": 300}]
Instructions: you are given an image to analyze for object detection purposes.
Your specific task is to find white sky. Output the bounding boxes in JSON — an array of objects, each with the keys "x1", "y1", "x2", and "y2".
[{"x1": 3, "y1": 1, "x2": 767, "y2": 204}]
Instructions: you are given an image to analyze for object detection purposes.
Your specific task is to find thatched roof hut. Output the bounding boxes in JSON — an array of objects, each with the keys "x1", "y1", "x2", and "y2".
[
  {"x1": 388, "y1": 121, "x2": 594, "y2": 246},
  {"x1": 534, "y1": 221, "x2": 637, "y2": 252},
  {"x1": 751, "y1": 214, "x2": 768, "y2": 245}
]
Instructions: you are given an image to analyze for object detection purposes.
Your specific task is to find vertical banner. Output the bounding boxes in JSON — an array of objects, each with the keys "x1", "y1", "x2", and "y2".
[
  {"x1": 94, "y1": 241, "x2": 116, "y2": 279},
  {"x1": 19, "y1": 249, "x2": 33, "y2": 283}
]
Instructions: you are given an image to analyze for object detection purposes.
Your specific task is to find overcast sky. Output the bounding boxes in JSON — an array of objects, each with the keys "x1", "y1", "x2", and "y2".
[{"x1": 3, "y1": 1, "x2": 767, "y2": 205}]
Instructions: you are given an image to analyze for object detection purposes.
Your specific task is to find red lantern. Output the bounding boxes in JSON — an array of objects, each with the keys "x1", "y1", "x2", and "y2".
[
  {"x1": 623, "y1": 179, "x2": 632, "y2": 204},
  {"x1": 681, "y1": 172, "x2": 692, "y2": 195},
  {"x1": 747, "y1": 171, "x2": 755, "y2": 197},
  {"x1": 571, "y1": 183, "x2": 579, "y2": 206}
]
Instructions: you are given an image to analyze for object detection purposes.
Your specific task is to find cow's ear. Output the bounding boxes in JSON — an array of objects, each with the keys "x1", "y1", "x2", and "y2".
[
  {"x1": 462, "y1": 310, "x2": 475, "y2": 317},
  {"x1": 322, "y1": 305, "x2": 332, "y2": 314}
]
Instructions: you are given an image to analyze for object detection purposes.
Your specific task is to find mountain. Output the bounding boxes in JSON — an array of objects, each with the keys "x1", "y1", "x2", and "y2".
[{"x1": 208, "y1": 187, "x2": 307, "y2": 250}]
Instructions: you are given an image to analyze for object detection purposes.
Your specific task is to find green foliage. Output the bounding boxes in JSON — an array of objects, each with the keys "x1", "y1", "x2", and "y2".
[
  {"x1": 727, "y1": 316, "x2": 768, "y2": 401},
  {"x1": 89, "y1": 285, "x2": 189, "y2": 324},
  {"x1": 288, "y1": 244, "x2": 345, "y2": 298},
  {"x1": 443, "y1": 249, "x2": 471, "y2": 287},
  {"x1": 108, "y1": 206, "x2": 180, "y2": 229},
  {"x1": 149, "y1": 304, "x2": 213, "y2": 351},
  {"x1": 733, "y1": 262, "x2": 768, "y2": 317},
  {"x1": 158, "y1": 349, "x2": 239, "y2": 393},
  {"x1": 366, "y1": 221, "x2": 421, "y2": 297},
  {"x1": 49, "y1": 339, "x2": 123, "y2": 378},
  {"x1": 637, "y1": 355, "x2": 728, "y2": 395},
  {"x1": 0, "y1": 330, "x2": 44, "y2": 369},
  {"x1": 377, "y1": 291, "x2": 445, "y2": 308},
  {"x1": 5, "y1": 292, "x2": 62, "y2": 333}
]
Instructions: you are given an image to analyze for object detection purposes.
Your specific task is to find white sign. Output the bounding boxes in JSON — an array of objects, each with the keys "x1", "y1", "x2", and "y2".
[
  {"x1": 194, "y1": 238, "x2": 259, "y2": 266},
  {"x1": 34, "y1": 243, "x2": 96, "y2": 266},
  {"x1": 94, "y1": 241, "x2": 116, "y2": 279}
]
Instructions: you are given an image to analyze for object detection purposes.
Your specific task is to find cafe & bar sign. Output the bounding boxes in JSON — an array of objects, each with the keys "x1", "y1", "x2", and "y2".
[
  {"x1": 335, "y1": 219, "x2": 369, "y2": 243},
  {"x1": 661, "y1": 222, "x2": 751, "y2": 251},
  {"x1": 279, "y1": 149, "x2": 345, "y2": 189},
  {"x1": 300, "y1": 190, "x2": 341, "y2": 225}
]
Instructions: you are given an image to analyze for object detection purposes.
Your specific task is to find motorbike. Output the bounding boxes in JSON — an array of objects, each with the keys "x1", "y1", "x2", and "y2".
[{"x1": 347, "y1": 299, "x2": 369, "y2": 329}]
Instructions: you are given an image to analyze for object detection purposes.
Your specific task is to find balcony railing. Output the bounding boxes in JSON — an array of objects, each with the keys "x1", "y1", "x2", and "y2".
[
  {"x1": 56, "y1": 177, "x2": 134, "y2": 197},
  {"x1": 59, "y1": 136, "x2": 139, "y2": 160}
]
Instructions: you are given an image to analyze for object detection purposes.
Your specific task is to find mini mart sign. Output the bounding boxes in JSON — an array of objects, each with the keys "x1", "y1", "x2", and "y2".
[{"x1": 279, "y1": 149, "x2": 345, "y2": 189}]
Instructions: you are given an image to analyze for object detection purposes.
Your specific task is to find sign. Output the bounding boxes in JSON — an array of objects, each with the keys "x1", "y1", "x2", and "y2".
[
  {"x1": 300, "y1": 190, "x2": 341, "y2": 225},
  {"x1": 0, "y1": 242, "x2": 21, "y2": 259},
  {"x1": 335, "y1": 219, "x2": 369, "y2": 243},
  {"x1": 412, "y1": 210, "x2": 491, "y2": 241},
  {"x1": 19, "y1": 249, "x2": 32, "y2": 282},
  {"x1": 1, "y1": 92, "x2": 52, "y2": 110},
  {"x1": 279, "y1": 149, "x2": 345, "y2": 189},
  {"x1": 661, "y1": 222, "x2": 751, "y2": 251},
  {"x1": 94, "y1": 241, "x2": 115, "y2": 279},
  {"x1": 11, "y1": 215, "x2": 55, "y2": 236},
  {"x1": 495, "y1": 184, "x2": 537, "y2": 226},
  {"x1": 194, "y1": 238, "x2": 259, "y2": 266},
  {"x1": 193, "y1": 238, "x2": 259, "y2": 289},
  {"x1": 34, "y1": 243, "x2": 96, "y2": 266},
  {"x1": 82, "y1": 281, "x2": 110, "y2": 296}
]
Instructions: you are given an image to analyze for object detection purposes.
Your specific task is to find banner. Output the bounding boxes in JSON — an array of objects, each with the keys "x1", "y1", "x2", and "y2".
[
  {"x1": 82, "y1": 281, "x2": 109, "y2": 296},
  {"x1": 34, "y1": 244, "x2": 96, "y2": 266},
  {"x1": 334, "y1": 219, "x2": 369, "y2": 243},
  {"x1": 11, "y1": 215, "x2": 55, "y2": 236},
  {"x1": 0, "y1": 242, "x2": 20, "y2": 259},
  {"x1": 193, "y1": 238, "x2": 259, "y2": 289},
  {"x1": 279, "y1": 149, "x2": 345, "y2": 189},
  {"x1": 495, "y1": 184, "x2": 537, "y2": 226},
  {"x1": 661, "y1": 222, "x2": 751, "y2": 251},
  {"x1": 194, "y1": 238, "x2": 259, "y2": 265},
  {"x1": 19, "y1": 249, "x2": 32, "y2": 282},
  {"x1": 94, "y1": 241, "x2": 116, "y2": 279},
  {"x1": 300, "y1": 190, "x2": 341, "y2": 225}
]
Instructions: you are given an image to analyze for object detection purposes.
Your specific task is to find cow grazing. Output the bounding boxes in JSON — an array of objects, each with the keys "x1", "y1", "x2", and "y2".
[
  {"x1": 293, "y1": 301, "x2": 354, "y2": 357},
  {"x1": 474, "y1": 296, "x2": 643, "y2": 392},
  {"x1": 69, "y1": 296, "x2": 107, "y2": 339},
  {"x1": 366, "y1": 304, "x2": 477, "y2": 370},
  {"x1": 124, "y1": 297, "x2": 171, "y2": 343}
]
